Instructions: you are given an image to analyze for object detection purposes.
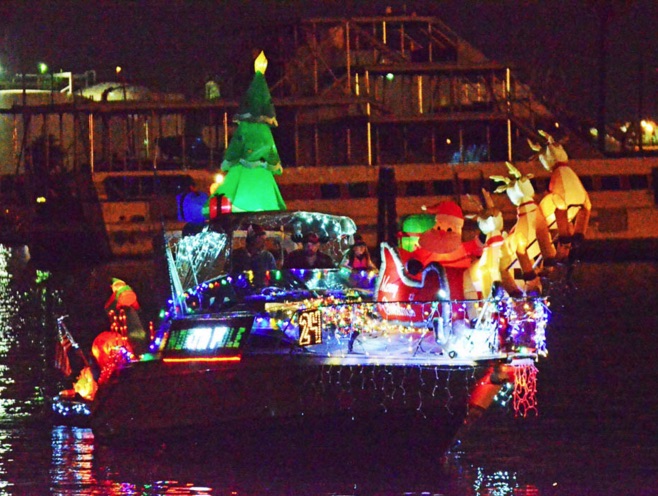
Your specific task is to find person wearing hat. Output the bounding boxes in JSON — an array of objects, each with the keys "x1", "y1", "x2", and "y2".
[
  {"x1": 341, "y1": 234, "x2": 377, "y2": 272},
  {"x1": 231, "y1": 224, "x2": 277, "y2": 273},
  {"x1": 283, "y1": 232, "x2": 334, "y2": 269}
]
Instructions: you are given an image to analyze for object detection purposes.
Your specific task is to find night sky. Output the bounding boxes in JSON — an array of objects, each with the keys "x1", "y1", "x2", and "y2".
[{"x1": 1, "y1": 0, "x2": 656, "y2": 123}]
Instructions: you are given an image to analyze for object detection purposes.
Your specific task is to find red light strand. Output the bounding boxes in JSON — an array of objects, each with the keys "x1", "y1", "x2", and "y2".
[{"x1": 513, "y1": 361, "x2": 538, "y2": 417}]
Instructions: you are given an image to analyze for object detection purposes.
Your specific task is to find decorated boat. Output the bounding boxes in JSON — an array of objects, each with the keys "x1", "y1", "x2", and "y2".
[
  {"x1": 51, "y1": 50, "x2": 554, "y2": 453},
  {"x1": 51, "y1": 209, "x2": 549, "y2": 450}
]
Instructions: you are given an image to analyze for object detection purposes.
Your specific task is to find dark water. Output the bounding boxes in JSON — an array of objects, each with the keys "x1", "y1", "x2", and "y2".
[{"x1": 0, "y1": 244, "x2": 656, "y2": 495}]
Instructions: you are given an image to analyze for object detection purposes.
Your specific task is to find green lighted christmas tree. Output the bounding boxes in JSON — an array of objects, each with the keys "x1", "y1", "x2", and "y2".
[{"x1": 209, "y1": 51, "x2": 286, "y2": 213}]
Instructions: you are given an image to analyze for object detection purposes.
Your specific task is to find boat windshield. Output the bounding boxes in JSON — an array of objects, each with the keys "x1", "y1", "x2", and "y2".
[{"x1": 164, "y1": 211, "x2": 367, "y2": 314}]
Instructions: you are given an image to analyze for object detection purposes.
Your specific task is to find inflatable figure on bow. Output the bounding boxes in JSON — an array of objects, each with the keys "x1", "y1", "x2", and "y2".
[
  {"x1": 66, "y1": 278, "x2": 145, "y2": 402},
  {"x1": 529, "y1": 130, "x2": 591, "y2": 261},
  {"x1": 103, "y1": 278, "x2": 148, "y2": 356},
  {"x1": 491, "y1": 162, "x2": 556, "y2": 296},
  {"x1": 91, "y1": 279, "x2": 146, "y2": 383}
]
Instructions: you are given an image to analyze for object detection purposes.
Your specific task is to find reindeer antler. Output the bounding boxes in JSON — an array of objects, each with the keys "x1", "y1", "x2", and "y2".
[
  {"x1": 490, "y1": 175, "x2": 512, "y2": 194},
  {"x1": 528, "y1": 138, "x2": 542, "y2": 152},
  {"x1": 505, "y1": 161, "x2": 523, "y2": 179},
  {"x1": 491, "y1": 162, "x2": 534, "y2": 194},
  {"x1": 528, "y1": 129, "x2": 559, "y2": 156},
  {"x1": 538, "y1": 129, "x2": 555, "y2": 144},
  {"x1": 482, "y1": 188, "x2": 495, "y2": 209},
  {"x1": 538, "y1": 129, "x2": 570, "y2": 147},
  {"x1": 534, "y1": 130, "x2": 569, "y2": 170}
]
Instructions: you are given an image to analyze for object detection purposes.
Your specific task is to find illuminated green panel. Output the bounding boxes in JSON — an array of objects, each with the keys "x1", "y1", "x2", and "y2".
[{"x1": 166, "y1": 326, "x2": 247, "y2": 352}]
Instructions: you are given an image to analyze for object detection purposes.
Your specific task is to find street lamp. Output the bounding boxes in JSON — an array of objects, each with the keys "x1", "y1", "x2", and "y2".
[
  {"x1": 116, "y1": 65, "x2": 127, "y2": 100},
  {"x1": 38, "y1": 62, "x2": 54, "y2": 104}
]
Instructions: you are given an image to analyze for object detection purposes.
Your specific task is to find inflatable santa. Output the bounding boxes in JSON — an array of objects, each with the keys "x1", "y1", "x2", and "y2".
[{"x1": 402, "y1": 200, "x2": 484, "y2": 301}]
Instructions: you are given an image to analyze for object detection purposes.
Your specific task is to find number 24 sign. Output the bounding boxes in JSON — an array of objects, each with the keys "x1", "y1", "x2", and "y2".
[{"x1": 298, "y1": 309, "x2": 322, "y2": 346}]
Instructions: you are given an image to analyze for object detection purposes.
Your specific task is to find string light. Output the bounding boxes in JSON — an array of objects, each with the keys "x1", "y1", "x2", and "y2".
[{"x1": 159, "y1": 267, "x2": 549, "y2": 364}]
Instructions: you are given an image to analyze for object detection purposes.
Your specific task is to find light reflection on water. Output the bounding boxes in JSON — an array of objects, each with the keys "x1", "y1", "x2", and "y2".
[
  {"x1": 0, "y1": 244, "x2": 656, "y2": 494},
  {"x1": 50, "y1": 426, "x2": 96, "y2": 494},
  {"x1": 45, "y1": 425, "x2": 529, "y2": 495},
  {"x1": 50, "y1": 425, "x2": 218, "y2": 495}
]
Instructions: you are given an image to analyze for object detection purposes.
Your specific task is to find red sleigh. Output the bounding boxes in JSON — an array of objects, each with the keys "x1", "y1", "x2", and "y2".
[{"x1": 375, "y1": 243, "x2": 463, "y2": 325}]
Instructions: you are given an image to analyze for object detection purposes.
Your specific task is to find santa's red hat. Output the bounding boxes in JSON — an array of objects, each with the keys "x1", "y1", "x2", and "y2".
[
  {"x1": 423, "y1": 200, "x2": 464, "y2": 223},
  {"x1": 423, "y1": 201, "x2": 465, "y2": 230}
]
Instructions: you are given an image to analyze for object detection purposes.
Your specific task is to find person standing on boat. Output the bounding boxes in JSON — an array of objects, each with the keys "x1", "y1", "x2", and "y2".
[
  {"x1": 231, "y1": 224, "x2": 277, "y2": 273},
  {"x1": 284, "y1": 232, "x2": 334, "y2": 269}
]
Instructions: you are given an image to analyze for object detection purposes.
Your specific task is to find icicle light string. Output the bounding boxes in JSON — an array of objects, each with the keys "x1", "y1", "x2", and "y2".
[{"x1": 302, "y1": 364, "x2": 478, "y2": 417}]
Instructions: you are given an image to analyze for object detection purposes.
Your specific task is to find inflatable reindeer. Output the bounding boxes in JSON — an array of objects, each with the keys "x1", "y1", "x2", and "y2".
[
  {"x1": 466, "y1": 189, "x2": 515, "y2": 299},
  {"x1": 491, "y1": 162, "x2": 556, "y2": 295},
  {"x1": 529, "y1": 130, "x2": 591, "y2": 260}
]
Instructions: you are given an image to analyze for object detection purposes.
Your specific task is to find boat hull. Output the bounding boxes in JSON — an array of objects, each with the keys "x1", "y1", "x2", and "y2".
[{"x1": 90, "y1": 355, "x2": 497, "y2": 453}]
